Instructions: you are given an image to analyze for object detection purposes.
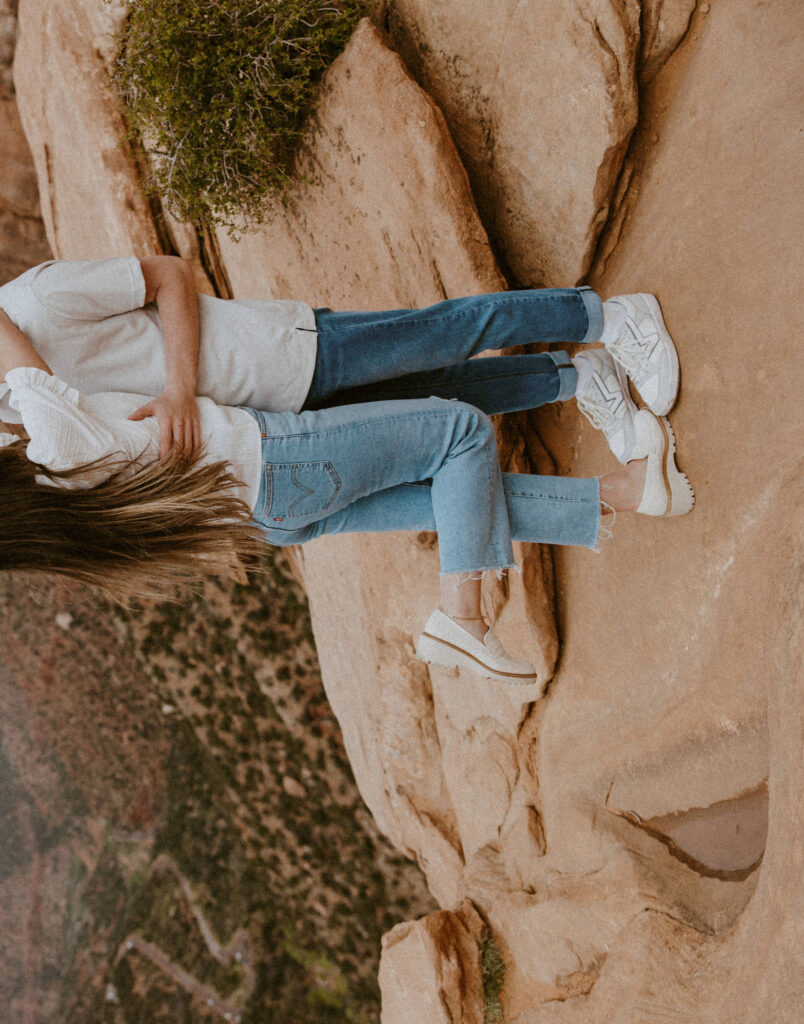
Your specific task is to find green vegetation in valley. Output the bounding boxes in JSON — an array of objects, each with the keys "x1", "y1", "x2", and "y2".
[
  {"x1": 112, "y1": 0, "x2": 365, "y2": 229},
  {"x1": 479, "y1": 928, "x2": 506, "y2": 1024},
  {"x1": 125, "y1": 868, "x2": 246, "y2": 999},
  {"x1": 4, "y1": 549, "x2": 434, "y2": 1022},
  {"x1": 75, "y1": 548, "x2": 434, "y2": 1021}
]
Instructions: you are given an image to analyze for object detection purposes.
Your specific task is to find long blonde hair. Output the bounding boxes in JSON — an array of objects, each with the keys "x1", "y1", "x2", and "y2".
[{"x1": 0, "y1": 439, "x2": 266, "y2": 600}]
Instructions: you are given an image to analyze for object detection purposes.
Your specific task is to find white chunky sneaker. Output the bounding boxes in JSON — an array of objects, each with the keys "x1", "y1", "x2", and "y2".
[
  {"x1": 604, "y1": 293, "x2": 680, "y2": 415},
  {"x1": 575, "y1": 348, "x2": 640, "y2": 464},
  {"x1": 415, "y1": 609, "x2": 538, "y2": 683},
  {"x1": 631, "y1": 409, "x2": 695, "y2": 517}
]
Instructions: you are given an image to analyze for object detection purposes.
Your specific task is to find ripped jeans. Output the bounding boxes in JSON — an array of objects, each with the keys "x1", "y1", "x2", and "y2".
[{"x1": 244, "y1": 398, "x2": 600, "y2": 575}]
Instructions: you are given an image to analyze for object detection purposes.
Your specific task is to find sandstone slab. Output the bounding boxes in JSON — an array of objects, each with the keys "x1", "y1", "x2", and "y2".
[
  {"x1": 378, "y1": 901, "x2": 485, "y2": 1024},
  {"x1": 215, "y1": 19, "x2": 505, "y2": 308},
  {"x1": 382, "y1": 0, "x2": 642, "y2": 286},
  {"x1": 507, "y1": 0, "x2": 802, "y2": 1017},
  {"x1": 14, "y1": 0, "x2": 160, "y2": 258}
]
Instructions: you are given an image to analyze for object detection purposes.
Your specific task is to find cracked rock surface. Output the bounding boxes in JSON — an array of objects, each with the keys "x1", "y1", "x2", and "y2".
[
  {"x1": 0, "y1": 0, "x2": 49, "y2": 284},
  {"x1": 4, "y1": 0, "x2": 803, "y2": 1020}
]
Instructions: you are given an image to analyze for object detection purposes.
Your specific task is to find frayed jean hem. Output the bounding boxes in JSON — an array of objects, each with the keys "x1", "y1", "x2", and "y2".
[{"x1": 440, "y1": 563, "x2": 521, "y2": 586}]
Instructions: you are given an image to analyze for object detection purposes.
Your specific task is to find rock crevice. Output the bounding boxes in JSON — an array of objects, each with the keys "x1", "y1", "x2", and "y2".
[{"x1": 7, "y1": 0, "x2": 801, "y2": 1020}]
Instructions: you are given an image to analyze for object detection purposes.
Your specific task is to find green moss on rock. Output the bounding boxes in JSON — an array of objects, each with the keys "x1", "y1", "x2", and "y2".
[{"x1": 113, "y1": 0, "x2": 365, "y2": 228}]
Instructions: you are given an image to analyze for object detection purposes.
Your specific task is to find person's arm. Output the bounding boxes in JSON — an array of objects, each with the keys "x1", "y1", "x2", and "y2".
[
  {"x1": 0, "y1": 308, "x2": 53, "y2": 377},
  {"x1": 128, "y1": 255, "x2": 201, "y2": 458}
]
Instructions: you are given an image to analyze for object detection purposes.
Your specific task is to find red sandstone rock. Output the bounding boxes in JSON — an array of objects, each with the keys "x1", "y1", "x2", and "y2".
[
  {"x1": 382, "y1": 0, "x2": 641, "y2": 287},
  {"x1": 7, "y1": 1, "x2": 802, "y2": 1020},
  {"x1": 379, "y1": 901, "x2": 485, "y2": 1024}
]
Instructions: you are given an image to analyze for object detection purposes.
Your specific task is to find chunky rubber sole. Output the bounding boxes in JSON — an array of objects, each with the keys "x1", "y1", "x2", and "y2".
[
  {"x1": 634, "y1": 411, "x2": 694, "y2": 517},
  {"x1": 659, "y1": 416, "x2": 695, "y2": 516},
  {"x1": 415, "y1": 632, "x2": 539, "y2": 684}
]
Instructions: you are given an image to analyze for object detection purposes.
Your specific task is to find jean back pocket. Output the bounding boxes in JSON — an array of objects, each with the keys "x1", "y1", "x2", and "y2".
[{"x1": 263, "y1": 460, "x2": 341, "y2": 522}]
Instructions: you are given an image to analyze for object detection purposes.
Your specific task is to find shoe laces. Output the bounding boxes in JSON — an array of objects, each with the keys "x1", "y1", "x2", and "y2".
[
  {"x1": 577, "y1": 382, "x2": 620, "y2": 433},
  {"x1": 577, "y1": 397, "x2": 614, "y2": 433},
  {"x1": 608, "y1": 329, "x2": 653, "y2": 380}
]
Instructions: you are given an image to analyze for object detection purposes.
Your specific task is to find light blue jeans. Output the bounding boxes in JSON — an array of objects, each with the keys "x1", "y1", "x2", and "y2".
[
  {"x1": 244, "y1": 289, "x2": 604, "y2": 573},
  {"x1": 244, "y1": 400, "x2": 600, "y2": 573}
]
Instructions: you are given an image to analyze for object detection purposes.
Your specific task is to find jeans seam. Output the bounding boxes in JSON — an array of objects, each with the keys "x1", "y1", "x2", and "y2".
[
  {"x1": 260, "y1": 406, "x2": 477, "y2": 441},
  {"x1": 397, "y1": 367, "x2": 557, "y2": 385},
  {"x1": 314, "y1": 294, "x2": 584, "y2": 333},
  {"x1": 354, "y1": 370, "x2": 560, "y2": 401}
]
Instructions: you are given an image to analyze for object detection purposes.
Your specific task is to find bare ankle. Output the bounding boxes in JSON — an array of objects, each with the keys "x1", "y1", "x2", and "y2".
[
  {"x1": 440, "y1": 609, "x2": 488, "y2": 642},
  {"x1": 600, "y1": 457, "x2": 647, "y2": 512}
]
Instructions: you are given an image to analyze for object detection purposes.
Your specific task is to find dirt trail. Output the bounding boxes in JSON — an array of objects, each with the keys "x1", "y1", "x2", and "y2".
[{"x1": 114, "y1": 853, "x2": 254, "y2": 1021}]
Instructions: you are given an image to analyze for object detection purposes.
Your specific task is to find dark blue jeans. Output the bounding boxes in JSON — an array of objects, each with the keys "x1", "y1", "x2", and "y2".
[{"x1": 303, "y1": 288, "x2": 602, "y2": 413}]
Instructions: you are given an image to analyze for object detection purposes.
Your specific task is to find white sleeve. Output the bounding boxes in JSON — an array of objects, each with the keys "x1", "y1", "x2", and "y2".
[
  {"x1": 5, "y1": 367, "x2": 144, "y2": 484},
  {"x1": 26, "y1": 258, "x2": 146, "y2": 321}
]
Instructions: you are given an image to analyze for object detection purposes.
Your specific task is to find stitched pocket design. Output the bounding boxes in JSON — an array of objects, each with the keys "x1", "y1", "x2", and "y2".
[{"x1": 263, "y1": 461, "x2": 341, "y2": 521}]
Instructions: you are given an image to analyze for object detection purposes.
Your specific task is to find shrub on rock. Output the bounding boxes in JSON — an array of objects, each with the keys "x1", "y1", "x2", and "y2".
[{"x1": 112, "y1": 0, "x2": 364, "y2": 228}]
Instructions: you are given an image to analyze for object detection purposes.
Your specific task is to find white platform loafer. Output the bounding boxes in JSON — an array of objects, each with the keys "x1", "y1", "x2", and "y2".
[
  {"x1": 631, "y1": 409, "x2": 695, "y2": 517},
  {"x1": 415, "y1": 609, "x2": 538, "y2": 683}
]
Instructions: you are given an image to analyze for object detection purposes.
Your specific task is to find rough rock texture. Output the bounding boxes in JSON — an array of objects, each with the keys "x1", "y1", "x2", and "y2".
[
  {"x1": 381, "y1": 0, "x2": 698, "y2": 287},
  {"x1": 516, "y1": 1, "x2": 802, "y2": 1019},
  {"x1": 640, "y1": 0, "x2": 698, "y2": 80},
  {"x1": 379, "y1": 901, "x2": 485, "y2": 1024},
  {"x1": 0, "y1": 0, "x2": 50, "y2": 283},
  {"x1": 380, "y1": 0, "x2": 644, "y2": 287},
  {"x1": 13, "y1": 0, "x2": 160, "y2": 258},
  {"x1": 214, "y1": 19, "x2": 506, "y2": 309},
  {"x1": 8, "y1": 0, "x2": 803, "y2": 1020}
]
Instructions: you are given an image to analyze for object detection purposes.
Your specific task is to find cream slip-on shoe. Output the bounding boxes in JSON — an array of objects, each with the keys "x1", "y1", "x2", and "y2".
[
  {"x1": 416, "y1": 609, "x2": 538, "y2": 683},
  {"x1": 632, "y1": 409, "x2": 695, "y2": 517}
]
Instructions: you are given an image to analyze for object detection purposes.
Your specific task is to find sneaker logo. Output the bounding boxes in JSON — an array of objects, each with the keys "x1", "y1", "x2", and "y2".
[
  {"x1": 625, "y1": 317, "x2": 660, "y2": 357},
  {"x1": 592, "y1": 375, "x2": 624, "y2": 412}
]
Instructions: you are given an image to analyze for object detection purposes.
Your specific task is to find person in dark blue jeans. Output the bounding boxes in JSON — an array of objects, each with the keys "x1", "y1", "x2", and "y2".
[
  {"x1": 292, "y1": 287, "x2": 690, "y2": 684},
  {"x1": 305, "y1": 288, "x2": 599, "y2": 413}
]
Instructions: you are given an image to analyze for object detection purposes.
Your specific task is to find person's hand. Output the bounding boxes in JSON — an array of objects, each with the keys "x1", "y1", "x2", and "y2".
[{"x1": 129, "y1": 388, "x2": 201, "y2": 459}]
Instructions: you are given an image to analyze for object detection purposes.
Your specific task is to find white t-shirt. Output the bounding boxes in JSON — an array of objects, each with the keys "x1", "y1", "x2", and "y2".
[
  {"x1": 3, "y1": 367, "x2": 263, "y2": 510},
  {"x1": 0, "y1": 258, "x2": 318, "y2": 423}
]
